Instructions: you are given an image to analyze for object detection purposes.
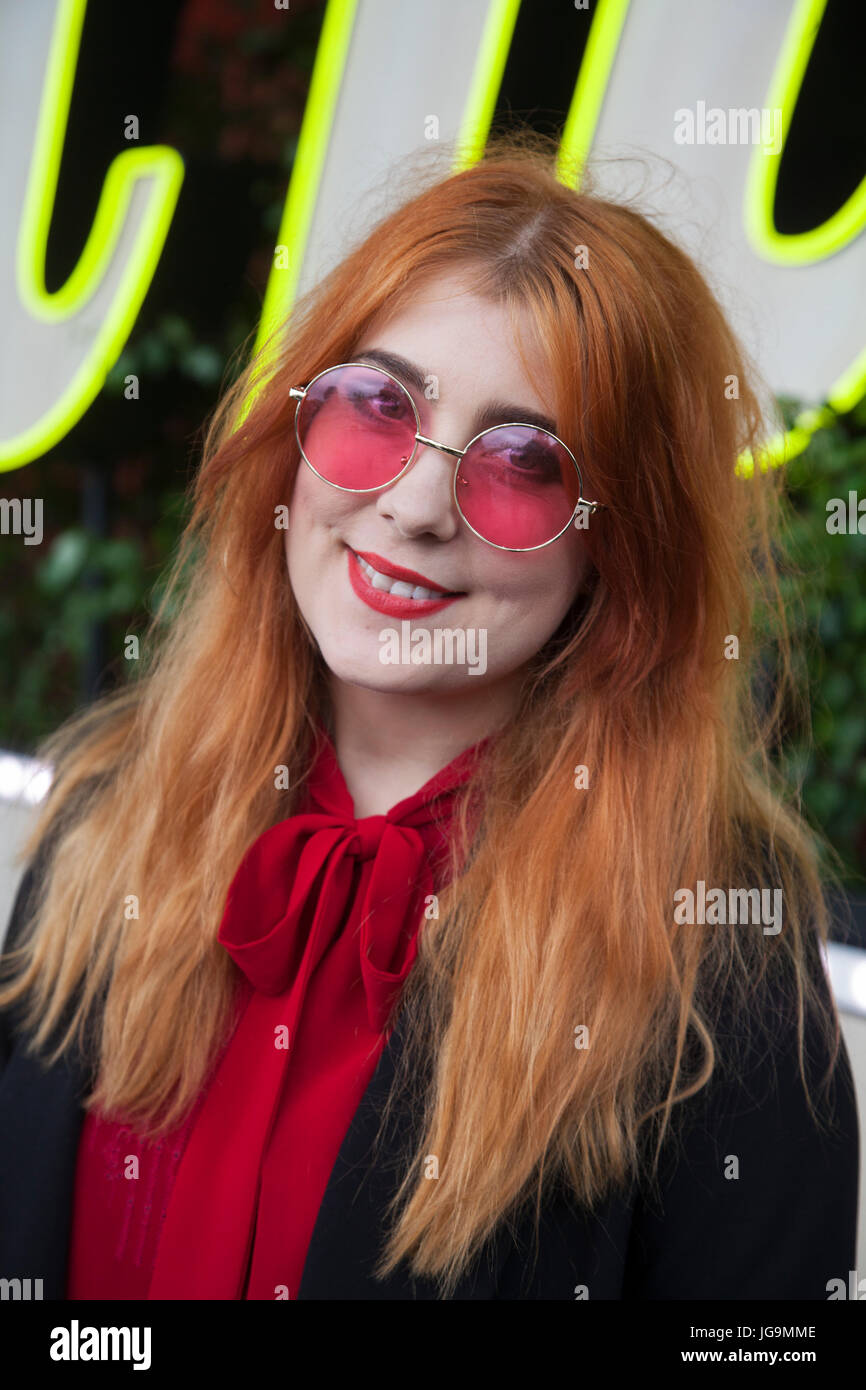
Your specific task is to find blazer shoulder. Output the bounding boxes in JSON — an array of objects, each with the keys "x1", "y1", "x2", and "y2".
[
  {"x1": 1, "y1": 765, "x2": 113, "y2": 961},
  {"x1": 0, "y1": 775, "x2": 96, "y2": 1069},
  {"x1": 0, "y1": 828, "x2": 61, "y2": 1070},
  {"x1": 492, "y1": 930, "x2": 859, "y2": 1301},
  {"x1": 624, "y1": 932, "x2": 860, "y2": 1299}
]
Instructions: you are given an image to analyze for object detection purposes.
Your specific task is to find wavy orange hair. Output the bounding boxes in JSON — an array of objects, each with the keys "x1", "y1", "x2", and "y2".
[{"x1": 1, "y1": 131, "x2": 843, "y2": 1297}]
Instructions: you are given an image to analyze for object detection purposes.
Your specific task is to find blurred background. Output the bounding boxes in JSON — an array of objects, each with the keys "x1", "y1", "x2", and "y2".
[{"x1": 1, "y1": 0, "x2": 864, "y2": 1271}]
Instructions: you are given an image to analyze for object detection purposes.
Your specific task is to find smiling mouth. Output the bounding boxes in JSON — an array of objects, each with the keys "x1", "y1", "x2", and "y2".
[{"x1": 347, "y1": 547, "x2": 465, "y2": 600}]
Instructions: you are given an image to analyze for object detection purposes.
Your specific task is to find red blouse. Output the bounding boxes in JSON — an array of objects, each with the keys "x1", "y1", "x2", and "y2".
[{"x1": 65, "y1": 723, "x2": 490, "y2": 1300}]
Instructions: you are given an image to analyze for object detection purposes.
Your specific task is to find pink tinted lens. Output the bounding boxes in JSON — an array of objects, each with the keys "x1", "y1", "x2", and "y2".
[
  {"x1": 296, "y1": 365, "x2": 417, "y2": 488},
  {"x1": 456, "y1": 426, "x2": 580, "y2": 548}
]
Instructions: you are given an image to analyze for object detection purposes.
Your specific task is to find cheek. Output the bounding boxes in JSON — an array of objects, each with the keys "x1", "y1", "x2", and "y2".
[
  {"x1": 483, "y1": 538, "x2": 587, "y2": 611},
  {"x1": 545, "y1": 531, "x2": 590, "y2": 606},
  {"x1": 288, "y1": 463, "x2": 321, "y2": 524},
  {"x1": 287, "y1": 465, "x2": 359, "y2": 544},
  {"x1": 284, "y1": 470, "x2": 324, "y2": 585}
]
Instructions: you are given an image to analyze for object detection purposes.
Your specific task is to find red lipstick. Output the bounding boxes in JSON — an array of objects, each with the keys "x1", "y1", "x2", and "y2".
[
  {"x1": 352, "y1": 549, "x2": 461, "y2": 594},
  {"x1": 346, "y1": 546, "x2": 464, "y2": 617}
]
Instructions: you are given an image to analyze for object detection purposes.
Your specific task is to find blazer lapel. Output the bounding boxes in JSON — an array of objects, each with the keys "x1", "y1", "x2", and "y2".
[{"x1": 297, "y1": 1011, "x2": 505, "y2": 1300}]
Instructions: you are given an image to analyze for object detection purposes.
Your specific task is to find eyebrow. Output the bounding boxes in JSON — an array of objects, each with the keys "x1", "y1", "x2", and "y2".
[{"x1": 352, "y1": 348, "x2": 558, "y2": 437}]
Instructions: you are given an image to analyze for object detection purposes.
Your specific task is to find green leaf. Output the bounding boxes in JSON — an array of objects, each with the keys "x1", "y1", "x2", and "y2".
[{"x1": 37, "y1": 531, "x2": 89, "y2": 593}]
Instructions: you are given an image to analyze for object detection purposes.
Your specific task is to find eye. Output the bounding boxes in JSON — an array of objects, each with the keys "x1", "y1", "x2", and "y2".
[
  {"x1": 477, "y1": 430, "x2": 564, "y2": 482},
  {"x1": 506, "y1": 440, "x2": 560, "y2": 476},
  {"x1": 349, "y1": 381, "x2": 415, "y2": 426}
]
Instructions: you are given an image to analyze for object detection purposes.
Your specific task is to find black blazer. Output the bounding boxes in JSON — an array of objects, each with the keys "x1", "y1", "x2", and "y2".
[{"x1": 0, "y1": 845, "x2": 860, "y2": 1301}]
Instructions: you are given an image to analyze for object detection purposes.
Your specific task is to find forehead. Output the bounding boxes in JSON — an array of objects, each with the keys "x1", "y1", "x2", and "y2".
[{"x1": 354, "y1": 268, "x2": 555, "y2": 419}]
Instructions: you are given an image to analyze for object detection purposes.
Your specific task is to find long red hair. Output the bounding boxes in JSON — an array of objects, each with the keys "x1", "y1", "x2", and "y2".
[{"x1": 1, "y1": 131, "x2": 842, "y2": 1296}]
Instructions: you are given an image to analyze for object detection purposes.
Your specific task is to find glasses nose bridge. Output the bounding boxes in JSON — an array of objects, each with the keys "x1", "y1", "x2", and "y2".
[{"x1": 413, "y1": 430, "x2": 464, "y2": 463}]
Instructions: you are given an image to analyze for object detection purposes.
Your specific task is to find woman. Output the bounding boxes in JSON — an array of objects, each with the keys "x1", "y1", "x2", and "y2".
[{"x1": 0, "y1": 134, "x2": 858, "y2": 1301}]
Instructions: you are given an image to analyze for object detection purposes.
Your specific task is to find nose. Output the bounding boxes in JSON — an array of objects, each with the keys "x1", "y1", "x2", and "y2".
[{"x1": 374, "y1": 433, "x2": 462, "y2": 540}]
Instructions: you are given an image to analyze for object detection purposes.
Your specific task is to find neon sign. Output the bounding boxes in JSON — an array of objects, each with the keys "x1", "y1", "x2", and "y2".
[{"x1": 1, "y1": 0, "x2": 862, "y2": 477}]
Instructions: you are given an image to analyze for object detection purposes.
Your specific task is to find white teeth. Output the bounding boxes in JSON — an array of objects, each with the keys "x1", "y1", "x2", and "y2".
[{"x1": 354, "y1": 552, "x2": 448, "y2": 601}]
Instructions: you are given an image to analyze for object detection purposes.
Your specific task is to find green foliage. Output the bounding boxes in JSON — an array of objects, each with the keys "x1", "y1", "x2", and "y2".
[
  {"x1": 105, "y1": 315, "x2": 227, "y2": 390},
  {"x1": 775, "y1": 395, "x2": 866, "y2": 884},
  {"x1": 0, "y1": 488, "x2": 191, "y2": 745}
]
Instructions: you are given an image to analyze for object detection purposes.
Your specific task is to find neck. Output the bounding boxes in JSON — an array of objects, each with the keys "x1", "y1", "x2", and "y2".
[{"x1": 324, "y1": 674, "x2": 520, "y2": 817}]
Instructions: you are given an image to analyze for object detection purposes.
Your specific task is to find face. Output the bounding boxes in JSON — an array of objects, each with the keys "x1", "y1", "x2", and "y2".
[{"x1": 284, "y1": 267, "x2": 589, "y2": 703}]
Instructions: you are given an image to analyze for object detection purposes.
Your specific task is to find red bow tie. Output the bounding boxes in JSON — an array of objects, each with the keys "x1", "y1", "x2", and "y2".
[{"x1": 217, "y1": 731, "x2": 488, "y2": 1031}]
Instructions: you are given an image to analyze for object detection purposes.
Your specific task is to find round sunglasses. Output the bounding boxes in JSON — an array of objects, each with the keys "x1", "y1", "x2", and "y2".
[{"x1": 288, "y1": 362, "x2": 606, "y2": 551}]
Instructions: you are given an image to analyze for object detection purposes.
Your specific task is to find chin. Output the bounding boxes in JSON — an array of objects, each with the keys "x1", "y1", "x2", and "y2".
[{"x1": 322, "y1": 651, "x2": 451, "y2": 694}]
